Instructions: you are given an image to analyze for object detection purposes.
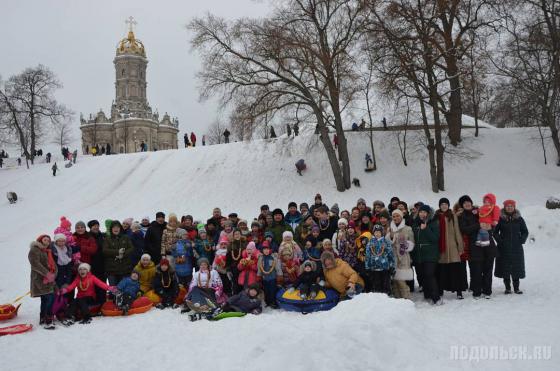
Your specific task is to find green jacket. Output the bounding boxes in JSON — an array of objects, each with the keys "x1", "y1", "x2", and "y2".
[
  {"x1": 103, "y1": 234, "x2": 135, "y2": 275},
  {"x1": 266, "y1": 221, "x2": 293, "y2": 245},
  {"x1": 412, "y1": 216, "x2": 440, "y2": 264}
]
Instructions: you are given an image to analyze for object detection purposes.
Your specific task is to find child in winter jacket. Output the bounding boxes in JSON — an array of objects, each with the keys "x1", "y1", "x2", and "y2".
[
  {"x1": 153, "y1": 258, "x2": 179, "y2": 309},
  {"x1": 365, "y1": 225, "x2": 395, "y2": 294},
  {"x1": 54, "y1": 216, "x2": 76, "y2": 247},
  {"x1": 174, "y1": 229, "x2": 195, "y2": 287},
  {"x1": 279, "y1": 231, "x2": 303, "y2": 262},
  {"x1": 195, "y1": 227, "x2": 215, "y2": 265},
  {"x1": 338, "y1": 221, "x2": 360, "y2": 272},
  {"x1": 116, "y1": 270, "x2": 141, "y2": 315},
  {"x1": 237, "y1": 242, "x2": 260, "y2": 289},
  {"x1": 218, "y1": 284, "x2": 262, "y2": 315},
  {"x1": 51, "y1": 233, "x2": 76, "y2": 288},
  {"x1": 263, "y1": 231, "x2": 278, "y2": 253},
  {"x1": 294, "y1": 260, "x2": 322, "y2": 299},
  {"x1": 213, "y1": 236, "x2": 231, "y2": 295},
  {"x1": 477, "y1": 193, "x2": 500, "y2": 246},
  {"x1": 279, "y1": 245, "x2": 300, "y2": 287},
  {"x1": 257, "y1": 241, "x2": 283, "y2": 307},
  {"x1": 134, "y1": 254, "x2": 156, "y2": 294},
  {"x1": 387, "y1": 210, "x2": 415, "y2": 299},
  {"x1": 59, "y1": 263, "x2": 114, "y2": 325},
  {"x1": 227, "y1": 231, "x2": 247, "y2": 295}
]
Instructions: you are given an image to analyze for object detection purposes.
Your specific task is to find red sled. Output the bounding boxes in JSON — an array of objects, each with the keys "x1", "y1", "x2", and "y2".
[
  {"x1": 0, "y1": 303, "x2": 21, "y2": 321},
  {"x1": 0, "y1": 323, "x2": 33, "y2": 336}
]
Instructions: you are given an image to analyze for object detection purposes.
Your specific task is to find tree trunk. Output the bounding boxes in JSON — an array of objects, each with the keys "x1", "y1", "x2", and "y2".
[
  {"x1": 315, "y1": 110, "x2": 345, "y2": 191},
  {"x1": 428, "y1": 139, "x2": 438, "y2": 193},
  {"x1": 336, "y1": 131, "x2": 352, "y2": 189},
  {"x1": 550, "y1": 124, "x2": 560, "y2": 166}
]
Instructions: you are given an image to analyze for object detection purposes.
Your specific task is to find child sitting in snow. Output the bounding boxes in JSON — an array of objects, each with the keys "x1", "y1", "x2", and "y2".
[
  {"x1": 365, "y1": 225, "x2": 395, "y2": 294},
  {"x1": 477, "y1": 193, "x2": 500, "y2": 246},
  {"x1": 152, "y1": 258, "x2": 179, "y2": 309},
  {"x1": 216, "y1": 283, "x2": 262, "y2": 316},
  {"x1": 237, "y1": 242, "x2": 260, "y2": 290},
  {"x1": 134, "y1": 254, "x2": 156, "y2": 295},
  {"x1": 115, "y1": 270, "x2": 141, "y2": 315},
  {"x1": 293, "y1": 260, "x2": 322, "y2": 299},
  {"x1": 59, "y1": 263, "x2": 115, "y2": 325},
  {"x1": 257, "y1": 241, "x2": 283, "y2": 308}
]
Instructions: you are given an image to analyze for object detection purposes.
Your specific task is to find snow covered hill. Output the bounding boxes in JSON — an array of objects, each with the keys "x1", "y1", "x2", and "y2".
[{"x1": 0, "y1": 127, "x2": 559, "y2": 371}]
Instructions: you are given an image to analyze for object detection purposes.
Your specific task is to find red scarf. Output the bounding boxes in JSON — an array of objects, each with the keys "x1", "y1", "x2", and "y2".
[
  {"x1": 41, "y1": 246, "x2": 56, "y2": 273},
  {"x1": 438, "y1": 213, "x2": 447, "y2": 254}
]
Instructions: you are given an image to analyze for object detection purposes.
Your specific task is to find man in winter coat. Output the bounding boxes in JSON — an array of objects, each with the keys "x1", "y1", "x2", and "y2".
[
  {"x1": 493, "y1": 200, "x2": 529, "y2": 294},
  {"x1": 144, "y1": 212, "x2": 167, "y2": 264},
  {"x1": 224, "y1": 129, "x2": 231, "y2": 143},
  {"x1": 321, "y1": 251, "x2": 364, "y2": 298},
  {"x1": 293, "y1": 122, "x2": 299, "y2": 136},
  {"x1": 315, "y1": 206, "x2": 338, "y2": 241},
  {"x1": 309, "y1": 193, "x2": 328, "y2": 215},
  {"x1": 285, "y1": 202, "x2": 303, "y2": 230},
  {"x1": 266, "y1": 209, "x2": 293, "y2": 245},
  {"x1": 103, "y1": 220, "x2": 135, "y2": 285}
]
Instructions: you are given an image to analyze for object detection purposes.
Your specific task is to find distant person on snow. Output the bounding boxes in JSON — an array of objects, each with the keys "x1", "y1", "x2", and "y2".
[
  {"x1": 0, "y1": 157, "x2": 3, "y2": 168},
  {"x1": 382, "y1": 117, "x2": 388, "y2": 130},
  {"x1": 52, "y1": 163, "x2": 58, "y2": 176},
  {"x1": 359, "y1": 119, "x2": 366, "y2": 130},
  {"x1": 352, "y1": 122, "x2": 358, "y2": 131},
  {"x1": 184, "y1": 133, "x2": 189, "y2": 148},
  {"x1": 365, "y1": 153, "x2": 372, "y2": 168},
  {"x1": 202, "y1": 135, "x2": 206, "y2": 146},
  {"x1": 72, "y1": 150, "x2": 78, "y2": 164},
  {"x1": 270, "y1": 126, "x2": 277, "y2": 139},
  {"x1": 17, "y1": 157, "x2": 22, "y2": 166},
  {"x1": 295, "y1": 159, "x2": 306, "y2": 176},
  {"x1": 223, "y1": 129, "x2": 231, "y2": 143},
  {"x1": 190, "y1": 132, "x2": 197, "y2": 147},
  {"x1": 293, "y1": 122, "x2": 299, "y2": 136},
  {"x1": 286, "y1": 124, "x2": 292, "y2": 137},
  {"x1": 46, "y1": 153, "x2": 52, "y2": 163}
]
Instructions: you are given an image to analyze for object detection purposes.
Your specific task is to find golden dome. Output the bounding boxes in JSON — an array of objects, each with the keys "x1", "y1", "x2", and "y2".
[{"x1": 116, "y1": 18, "x2": 146, "y2": 57}]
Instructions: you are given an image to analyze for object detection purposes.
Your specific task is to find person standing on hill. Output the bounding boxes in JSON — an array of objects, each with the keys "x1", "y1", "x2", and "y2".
[
  {"x1": 190, "y1": 132, "x2": 197, "y2": 147},
  {"x1": 286, "y1": 124, "x2": 292, "y2": 137},
  {"x1": 223, "y1": 129, "x2": 231, "y2": 143},
  {"x1": 270, "y1": 126, "x2": 277, "y2": 138},
  {"x1": 52, "y1": 163, "x2": 58, "y2": 176},
  {"x1": 184, "y1": 133, "x2": 188, "y2": 148},
  {"x1": 144, "y1": 212, "x2": 167, "y2": 265},
  {"x1": 293, "y1": 122, "x2": 299, "y2": 136},
  {"x1": 202, "y1": 135, "x2": 206, "y2": 146}
]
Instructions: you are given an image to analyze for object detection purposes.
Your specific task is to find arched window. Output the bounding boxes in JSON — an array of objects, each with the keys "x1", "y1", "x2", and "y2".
[{"x1": 121, "y1": 69, "x2": 125, "y2": 77}]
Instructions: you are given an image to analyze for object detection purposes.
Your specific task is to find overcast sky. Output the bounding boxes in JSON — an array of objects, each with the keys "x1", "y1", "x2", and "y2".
[{"x1": 0, "y1": 0, "x2": 270, "y2": 142}]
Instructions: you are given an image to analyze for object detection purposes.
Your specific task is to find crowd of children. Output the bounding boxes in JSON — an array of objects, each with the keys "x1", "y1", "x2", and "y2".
[{"x1": 28, "y1": 193, "x2": 529, "y2": 329}]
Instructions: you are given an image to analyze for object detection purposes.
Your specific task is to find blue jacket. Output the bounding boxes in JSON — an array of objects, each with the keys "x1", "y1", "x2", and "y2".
[
  {"x1": 173, "y1": 239, "x2": 195, "y2": 277},
  {"x1": 285, "y1": 211, "x2": 303, "y2": 230},
  {"x1": 117, "y1": 277, "x2": 141, "y2": 297},
  {"x1": 365, "y1": 237, "x2": 395, "y2": 271}
]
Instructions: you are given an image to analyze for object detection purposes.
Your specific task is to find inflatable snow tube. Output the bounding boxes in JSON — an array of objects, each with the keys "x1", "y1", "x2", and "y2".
[
  {"x1": 276, "y1": 288, "x2": 339, "y2": 313},
  {"x1": 144, "y1": 286, "x2": 187, "y2": 305},
  {"x1": 0, "y1": 304, "x2": 20, "y2": 321},
  {"x1": 101, "y1": 297, "x2": 153, "y2": 317}
]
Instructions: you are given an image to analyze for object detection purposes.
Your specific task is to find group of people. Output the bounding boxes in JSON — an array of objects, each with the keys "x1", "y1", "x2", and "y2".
[
  {"x1": 87, "y1": 143, "x2": 112, "y2": 156},
  {"x1": 184, "y1": 132, "x2": 205, "y2": 147},
  {"x1": 28, "y1": 193, "x2": 529, "y2": 329}
]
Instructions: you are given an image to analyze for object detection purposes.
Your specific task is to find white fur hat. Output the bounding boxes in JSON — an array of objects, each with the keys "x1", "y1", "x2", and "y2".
[
  {"x1": 141, "y1": 253, "x2": 151, "y2": 261},
  {"x1": 78, "y1": 263, "x2": 91, "y2": 272},
  {"x1": 392, "y1": 209, "x2": 404, "y2": 217},
  {"x1": 338, "y1": 218, "x2": 348, "y2": 226},
  {"x1": 282, "y1": 231, "x2": 293, "y2": 239},
  {"x1": 53, "y1": 233, "x2": 67, "y2": 242}
]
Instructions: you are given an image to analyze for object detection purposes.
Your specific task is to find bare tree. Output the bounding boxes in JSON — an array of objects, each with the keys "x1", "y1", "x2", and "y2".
[
  {"x1": 189, "y1": 0, "x2": 368, "y2": 191},
  {"x1": 206, "y1": 118, "x2": 226, "y2": 145},
  {"x1": 51, "y1": 118, "x2": 74, "y2": 149}
]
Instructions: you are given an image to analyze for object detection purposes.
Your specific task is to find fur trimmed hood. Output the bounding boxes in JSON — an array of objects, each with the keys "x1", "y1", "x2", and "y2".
[{"x1": 500, "y1": 208, "x2": 522, "y2": 220}]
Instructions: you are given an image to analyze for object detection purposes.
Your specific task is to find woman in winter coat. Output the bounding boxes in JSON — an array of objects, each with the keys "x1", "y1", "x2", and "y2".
[
  {"x1": 51, "y1": 233, "x2": 75, "y2": 288},
  {"x1": 73, "y1": 221, "x2": 98, "y2": 265},
  {"x1": 153, "y1": 258, "x2": 179, "y2": 308},
  {"x1": 103, "y1": 220, "x2": 135, "y2": 285},
  {"x1": 227, "y1": 230, "x2": 247, "y2": 295},
  {"x1": 338, "y1": 221, "x2": 360, "y2": 272},
  {"x1": 412, "y1": 204, "x2": 441, "y2": 305},
  {"x1": 133, "y1": 254, "x2": 157, "y2": 294},
  {"x1": 237, "y1": 242, "x2": 260, "y2": 289},
  {"x1": 160, "y1": 213, "x2": 179, "y2": 266},
  {"x1": 29, "y1": 235, "x2": 58, "y2": 329},
  {"x1": 494, "y1": 200, "x2": 529, "y2": 294},
  {"x1": 320, "y1": 251, "x2": 364, "y2": 299},
  {"x1": 435, "y1": 198, "x2": 467, "y2": 300},
  {"x1": 387, "y1": 209, "x2": 415, "y2": 299},
  {"x1": 187, "y1": 257, "x2": 227, "y2": 309}
]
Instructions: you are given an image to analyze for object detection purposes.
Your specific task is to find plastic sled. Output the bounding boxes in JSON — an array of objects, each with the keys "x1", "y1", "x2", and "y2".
[
  {"x1": 0, "y1": 323, "x2": 32, "y2": 336},
  {"x1": 276, "y1": 288, "x2": 339, "y2": 313},
  {"x1": 364, "y1": 168, "x2": 374, "y2": 173},
  {"x1": 210, "y1": 312, "x2": 246, "y2": 321},
  {"x1": 101, "y1": 296, "x2": 153, "y2": 317},
  {"x1": 144, "y1": 286, "x2": 187, "y2": 305},
  {"x1": 0, "y1": 304, "x2": 21, "y2": 321}
]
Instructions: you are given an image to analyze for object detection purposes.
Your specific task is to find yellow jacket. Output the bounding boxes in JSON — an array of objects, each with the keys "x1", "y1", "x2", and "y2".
[
  {"x1": 323, "y1": 258, "x2": 364, "y2": 295},
  {"x1": 134, "y1": 261, "x2": 156, "y2": 293}
]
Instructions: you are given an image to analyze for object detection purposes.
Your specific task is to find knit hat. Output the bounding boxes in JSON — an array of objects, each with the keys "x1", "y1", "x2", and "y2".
[
  {"x1": 300, "y1": 260, "x2": 317, "y2": 274},
  {"x1": 251, "y1": 220, "x2": 261, "y2": 229},
  {"x1": 357, "y1": 198, "x2": 366, "y2": 205},
  {"x1": 299, "y1": 202, "x2": 309, "y2": 209},
  {"x1": 156, "y1": 211, "x2": 165, "y2": 219},
  {"x1": 262, "y1": 241, "x2": 271, "y2": 249},
  {"x1": 53, "y1": 233, "x2": 66, "y2": 242},
  {"x1": 238, "y1": 219, "x2": 247, "y2": 226},
  {"x1": 60, "y1": 216, "x2": 71, "y2": 230},
  {"x1": 260, "y1": 204, "x2": 270, "y2": 211},
  {"x1": 303, "y1": 213, "x2": 314, "y2": 222},
  {"x1": 218, "y1": 236, "x2": 229, "y2": 245},
  {"x1": 390, "y1": 196, "x2": 400, "y2": 204},
  {"x1": 75, "y1": 221, "x2": 86, "y2": 229},
  {"x1": 272, "y1": 208, "x2": 284, "y2": 217},
  {"x1": 141, "y1": 216, "x2": 150, "y2": 223},
  {"x1": 228, "y1": 213, "x2": 238, "y2": 218},
  {"x1": 264, "y1": 231, "x2": 274, "y2": 239},
  {"x1": 141, "y1": 253, "x2": 151, "y2": 261},
  {"x1": 183, "y1": 215, "x2": 193, "y2": 221},
  {"x1": 315, "y1": 193, "x2": 322, "y2": 201},
  {"x1": 246, "y1": 241, "x2": 256, "y2": 253},
  {"x1": 288, "y1": 201, "x2": 297, "y2": 209},
  {"x1": 373, "y1": 200, "x2": 385, "y2": 208},
  {"x1": 36, "y1": 234, "x2": 51, "y2": 243},
  {"x1": 438, "y1": 198, "x2": 450, "y2": 207},
  {"x1": 338, "y1": 218, "x2": 348, "y2": 226},
  {"x1": 197, "y1": 257, "x2": 210, "y2": 268},
  {"x1": 348, "y1": 220, "x2": 356, "y2": 229},
  {"x1": 176, "y1": 228, "x2": 187, "y2": 238},
  {"x1": 87, "y1": 220, "x2": 100, "y2": 229},
  {"x1": 110, "y1": 220, "x2": 122, "y2": 231},
  {"x1": 122, "y1": 217, "x2": 133, "y2": 226},
  {"x1": 503, "y1": 199, "x2": 516, "y2": 208},
  {"x1": 373, "y1": 224, "x2": 384, "y2": 234},
  {"x1": 159, "y1": 258, "x2": 170, "y2": 267},
  {"x1": 458, "y1": 195, "x2": 473, "y2": 207},
  {"x1": 311, "y1": 224, "x2": 320, "y2": 233},
  {"x1": 391, "y1": 209, "x2": 404, "y2": 218},
  {"x1": 282, "y1": 231, "x2": 293, "y2": 239},
  {"x1": 198, "y1": 226, "x2": 207, "y2": 234},
  {"x1": 330, "y1": 203, "x2": 340, "y2": 215},
  {"x1": 78, "y1": 263, "x2": 91, "y2": 272},
  {"x1": 419, "y1": 204, "x2": 432, "y2": 214}
]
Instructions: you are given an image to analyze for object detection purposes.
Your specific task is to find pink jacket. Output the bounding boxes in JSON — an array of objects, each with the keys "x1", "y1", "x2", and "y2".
[{"x1": 237, "y1": 250, "x2": 259, "y2": 287}]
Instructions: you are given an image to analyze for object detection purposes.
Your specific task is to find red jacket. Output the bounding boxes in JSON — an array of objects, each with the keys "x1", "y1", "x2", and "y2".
[
  {"x1": 190, "y1": 133, "x2": 197, "y2": 143},
  {"x1": 73, "y1": 232, "x2": 98, "y2": 264},
  {"x1": 237, "y1": 250, "x2": 259, "y2": 287},
  {"x1": 479, "y1": 193, "x2": 500, "y2": 226},
  {"x1": 65, "y1": 273, "x2": 110, "y2": 299}
]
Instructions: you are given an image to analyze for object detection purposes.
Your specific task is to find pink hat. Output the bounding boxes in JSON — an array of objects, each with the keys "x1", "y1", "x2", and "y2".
[
  {"x1": 60, "y1": 216, "x2": 71, "y2": 230},
  {"x1": 219, "y1": 236, "x2": 229, "y2": 245},
  {"x1": 246, "y1": 241, "x2": 256, "y2": 253}
]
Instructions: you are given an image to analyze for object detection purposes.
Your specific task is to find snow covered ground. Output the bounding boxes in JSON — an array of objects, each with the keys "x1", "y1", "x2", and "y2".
[{"x1": 0, "y1": 127, "x2": 559, "y2": 370}]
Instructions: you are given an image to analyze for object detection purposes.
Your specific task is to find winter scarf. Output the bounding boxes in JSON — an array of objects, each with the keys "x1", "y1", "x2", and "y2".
[
  {"x1": 41, "y1": 246, "x2": 57, "y2": 273},
  {"x1": 54, "y1": 245, "x2": 72, "y2": 266}
]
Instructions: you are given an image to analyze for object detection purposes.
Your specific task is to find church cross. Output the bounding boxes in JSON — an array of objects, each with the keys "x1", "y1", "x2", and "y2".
[{"x1": 125, "y1": 16, "x2": 137, "y2": 32}]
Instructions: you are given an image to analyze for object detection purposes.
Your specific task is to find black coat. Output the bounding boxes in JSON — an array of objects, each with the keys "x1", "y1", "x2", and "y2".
[
  {"x1": 152, "y1": 268, "x2": 179, "y2": 296},
  {"x1": 144, "y1": 221, "x2": 167, "y2": 263},
  {"x1": 90, "y1": 232, "x2": 105, "y2": 276},
  {"x1": 296, "y1": 270, "x2": 321, "y2": 286},
  {"x1": 457, "y1": 208, "x2": 481, "y2": 261},
  {"x1": 494, "y1": 210, "x2": 528, "y2": 280},
  {"x1": 130, "y1": 231, "x2": 145, "y2": 267}
]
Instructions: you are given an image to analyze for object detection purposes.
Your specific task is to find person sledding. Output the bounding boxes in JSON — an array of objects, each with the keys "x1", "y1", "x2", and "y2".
[
  {"x1": 183, "y1": 257, "x2": 226, "y2": 318},
  {"x1": 212, "y1": 283, "x2": 262, "y2": 318},
  {"x1": 59, "y1": 263, "x2": 116, "y2": 325},
  {"x1": 115, "y1": 270, "x2": 141, "y2": 315},
  {"x1": 295, "y1": 159, "x2": 307, "y2": 176}
]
